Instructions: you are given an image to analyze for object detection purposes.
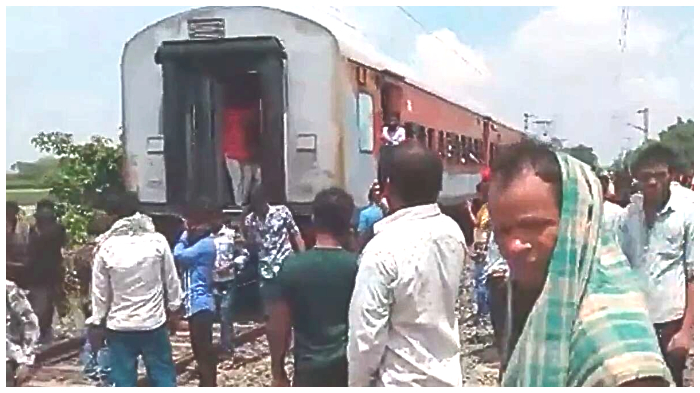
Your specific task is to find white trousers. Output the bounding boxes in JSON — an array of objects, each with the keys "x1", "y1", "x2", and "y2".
[{"x1": 226, "y1": 158, "x2": 260, "y2": 206}]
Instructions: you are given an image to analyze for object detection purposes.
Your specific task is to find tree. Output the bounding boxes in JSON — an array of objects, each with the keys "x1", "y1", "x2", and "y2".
[
  {"x1": 658, "y1": 117, "x2": 693, "y2": 172},
  {"x1": 562, "y1": 144, "x2": 599, "y2": 169},
  {"x1": 608, "y1": 117, "x2": 694, "y2": 174},
  {"x1": 31, "y1": 131, "x2": 125, "y2": 245}
]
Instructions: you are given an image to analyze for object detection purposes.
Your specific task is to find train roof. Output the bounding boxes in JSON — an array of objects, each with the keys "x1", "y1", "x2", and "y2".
[{"x1": 124, "y1": 5, "x2": 524, "y2": 135}]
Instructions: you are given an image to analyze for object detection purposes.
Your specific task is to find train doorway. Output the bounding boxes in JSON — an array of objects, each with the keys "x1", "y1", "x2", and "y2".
[{"x1": 155, "y1": 37, "x2": 288, "y2": 209}]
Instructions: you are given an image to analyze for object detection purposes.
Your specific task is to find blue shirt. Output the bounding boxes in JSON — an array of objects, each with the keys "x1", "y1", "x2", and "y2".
[
  {"x1": 174, "y1": 232, "x2": 216, "y2": 318},
  {"x1": 618, "y1": 185, "x2": 694, "y2": 324},
  {"x1": 357, "y1": 204, "x2": 384, "y2": 234}
]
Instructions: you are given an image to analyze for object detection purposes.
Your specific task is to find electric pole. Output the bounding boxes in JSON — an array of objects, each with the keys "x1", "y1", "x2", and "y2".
[{"x1": 626, "y1": 107, "x2": 649, "y2": 144}]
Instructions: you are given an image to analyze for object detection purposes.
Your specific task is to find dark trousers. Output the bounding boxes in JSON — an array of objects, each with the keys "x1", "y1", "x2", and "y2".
[
  {"x1": 106, "y1": 324, "x2": 177, "y2": 387},
  {"x1": 27, "y1": 285, "x2": 55, "y2": 342},
  {"x1": 6, "y1": 361, "x2": 16, "y2": 387},
  {"x1": 293, "y1": 358, "x2": 348, "y2": 387},
  {"x1": 377, "y1": 145, "x2": 395, "y2": 185},
  {"x1": 654, "y1": 319, "x2": 687, "y2": 387},
  {"x1": 188, "y1": 310, "x2": 217, "y2": 387},
  {"x1": 487, "y1": 274, "x2": 508, "y2": 376}
]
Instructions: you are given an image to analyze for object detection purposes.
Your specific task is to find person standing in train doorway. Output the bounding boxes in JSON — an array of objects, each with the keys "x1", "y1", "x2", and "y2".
[
  {"x1": 377, "y1": 114, "x2": 407, "y2": 186},
  {"x1": 223, "y1": 78, "x2": 262, "y2": 207}
]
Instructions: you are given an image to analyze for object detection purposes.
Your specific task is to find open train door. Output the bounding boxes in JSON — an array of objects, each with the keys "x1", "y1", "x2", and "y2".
[{"x1": 156, "y1": 37, "x2": 288, "y2": 210}]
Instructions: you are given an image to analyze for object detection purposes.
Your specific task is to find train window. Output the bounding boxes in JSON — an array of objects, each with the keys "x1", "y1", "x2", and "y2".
[
  {"x1": 446, "y1": 132, "x2": 455, "y2": 160},
  {"x1": 417, "y1": 125, "x2": 427, "y2": 146},
  {"x1": 427, "y1": 128, "x2": 435, "y2": 149},
  {"x1": 476, "y1": 118, "x2": 482, "y2": 126},
  {"x1": 460, "y1": 135, "x2": 468, "y2": 164},
  {"x1": 404, "y1": 122, "x2": 415, "y2": 139},
  {"x1": 357, "y1": 92, "x2": 374, "y2": 153},
  {"x1": 438, "y1": 131, "x2": 445, "y2": 157},
  {"x1": 490, "y1": 143, "x2": 496, "y2": 165}
]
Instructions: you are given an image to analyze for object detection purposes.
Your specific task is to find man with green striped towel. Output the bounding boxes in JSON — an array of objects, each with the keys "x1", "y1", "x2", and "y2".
[{"x1": 487, "y1": 140, "x2": 672, "y2": 387}]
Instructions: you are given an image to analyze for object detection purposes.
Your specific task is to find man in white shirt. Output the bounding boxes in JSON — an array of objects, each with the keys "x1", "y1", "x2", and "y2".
[
  {"x1": 377, "y1": 115, "x2": 407, "y2": 186},
  {"x1": 617, "y1": 144, "x2": 694, "y2": 387},
  {"x1": 348, "y1": 141, "x2": 466, "y2": 387},
  {"x1": 380, "y1": 116, "x2": 407, "y2": 147},
  {"x1": 86, "y1": 196, "x2": 182, "y2": 387}
]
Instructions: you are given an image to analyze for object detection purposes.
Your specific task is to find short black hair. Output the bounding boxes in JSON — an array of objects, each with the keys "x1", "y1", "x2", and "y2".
[
  {"x1": 113, "y1": 192, "x2": 140, "y2": 218},
  {"x1": 386, "y1": 141, "x2": 443, "y2": 206},
  {"x1": 7, "y1": 201, "x2": 20, "y2": 217},
  {"x1": 36, "y1": 199, "x2": 55, "y2": 211},
  {"x1": 249, "y1": 183, "x2": 268, "y2": 204},
  {"x1": 631, "y1": 142, "x2": 679, "y2": 176},
  {"x1": 491, "y1": 139, "x2": 563, "y2": 209},
  {"x1": 312, "y1": 187, "x2": 355, "y2": 238},
  {"x1": 184, "y1": 196, "x2": 220, "y2": 223}
]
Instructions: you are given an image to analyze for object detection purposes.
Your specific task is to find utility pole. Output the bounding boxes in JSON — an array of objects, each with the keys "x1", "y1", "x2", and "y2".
[
  {"x1": 523, "y1": 112, "x2": 533, "y2": 133},
  {"x1": 626, "y1": 107, "x2": 649, "y2": 143}
]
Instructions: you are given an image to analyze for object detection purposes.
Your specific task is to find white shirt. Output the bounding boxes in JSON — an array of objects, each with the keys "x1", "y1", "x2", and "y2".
[
  {"x1": 618, "y1": 186, "x2": 694, "y2": 324},
  {"x1": 87, "y1": 232, "x2": 183, "y2": 331},
  {"x1": 348, "y1": 204, "x2": 466, "y2": 387},
  {"x1": 381, "y1": 126, "x2": 406, "y2": 146}
]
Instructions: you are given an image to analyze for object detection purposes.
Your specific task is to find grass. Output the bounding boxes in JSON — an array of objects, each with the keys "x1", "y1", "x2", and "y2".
[{"x1": 6, "y1": 188, "x2": 51, "y2": 206}]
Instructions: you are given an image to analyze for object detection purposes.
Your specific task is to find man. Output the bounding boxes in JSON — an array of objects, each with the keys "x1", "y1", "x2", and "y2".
[
  {"x1": 6, "y1": 201, "x2": 30, "y2": 284},
  {"x1": 348, "y1": 141, "x2": 466, "y2": 387},
  {"x1": 617, "y1": 143, "x2": 694, "y2": 387},
  {"x1": 174, "y1": 198, "x2": 219, "y2": 387},
  {"x1": 212, "y1": 220, "x2": 248, "y2": 355},
  {"x1": 377, "y1": 115, "x2": 407, "y2": 185},
  {"x1": 488, "y1": 140, "x2": 671, "y2": 386},
  {"x1": 86, "y1": 194, "x2": 182, "y2": 387},
  {"x1": 243, "y1": 184, "x2": 305, "y2": 362},
  {"x1": 223, "y1": 80, "x2": 261, "y2": 206},
  {"x1": 267, "y1": 188, "x2": 358, "y2": 387},
  {"x1": 6, "y1": 280, "x2": 40, "y2": 387},
  {"x1": 25, "y1": 200, "x2": 67, "y2": 345},
  {"x1": 597, "y1": 173, "x2": 625, "y2": 233},
  {"x1": 380, "y1": 115, "x2": 407, "y2": 147},
  {"x1": 469, "y1": 180, "x2": 491, "y2": 320},
  {"x1": 357, "y1": 182, "x2": 385, "y2": 236}
]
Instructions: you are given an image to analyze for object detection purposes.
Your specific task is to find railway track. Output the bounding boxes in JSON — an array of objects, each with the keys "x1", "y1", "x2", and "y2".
[{"x1": 24, "y1": 322, "x2": 266, "y2": 387}]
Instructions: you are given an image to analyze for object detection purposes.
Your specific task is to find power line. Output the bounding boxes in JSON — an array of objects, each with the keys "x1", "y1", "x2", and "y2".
[{"x1": 396, "y1": 6, "x2": 483, "y2": 76}]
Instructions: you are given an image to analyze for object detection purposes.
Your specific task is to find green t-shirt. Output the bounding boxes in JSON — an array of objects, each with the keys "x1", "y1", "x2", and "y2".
[{"x1": 271, "y1": 248, "x2": 358, "y2": 371}]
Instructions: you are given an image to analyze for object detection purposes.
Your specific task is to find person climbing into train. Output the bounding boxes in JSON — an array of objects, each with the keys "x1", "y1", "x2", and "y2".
[
  {"x1": 266, "y1": 187, "x2": 359, "y2": 387},
  {"x1": 348, "y1": 141, "x2": 466, "y2": 387},
  {"x1": 223, "y1": 77, "x2": 261, "y2": 207},
  {"x1": 173, "y1": 197, "x2": 220, "y2": 387},
  {"x1": 86, "y1": 192, "x2": 182, "y2": 387},
  {"x1": 488, "y1": 140, "x2": 671, "y2": 386},
  {"x1": 6, "y1": 279, "x2": 40, "y2": 387}
]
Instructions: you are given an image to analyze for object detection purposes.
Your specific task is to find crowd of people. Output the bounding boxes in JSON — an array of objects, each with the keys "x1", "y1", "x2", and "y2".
[{"x1": 6, "y1": 137, "x2": 693, "y2": 387}]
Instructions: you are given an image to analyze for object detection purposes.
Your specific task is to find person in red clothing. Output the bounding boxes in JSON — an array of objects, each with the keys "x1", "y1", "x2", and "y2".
[{"x1": 223, "y1": 80, "x2": 261, "y2": 206}]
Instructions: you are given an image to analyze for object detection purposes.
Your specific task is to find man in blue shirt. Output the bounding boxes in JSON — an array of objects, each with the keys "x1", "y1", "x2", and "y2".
[
  {"x1": 174, "y1": 198, "x2": 219, "y2": 387},
  {"x1": 357, "y1": 182, "x2": 385, "y2": 251}
]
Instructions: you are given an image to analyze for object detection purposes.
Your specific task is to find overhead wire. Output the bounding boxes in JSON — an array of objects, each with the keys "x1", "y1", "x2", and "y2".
[{"x1": 396, "y1": 6, "x2": 483, "y2": 76}]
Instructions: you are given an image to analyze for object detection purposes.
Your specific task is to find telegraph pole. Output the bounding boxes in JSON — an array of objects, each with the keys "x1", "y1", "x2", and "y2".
[{"x1": 626, "y1": 107, "x2": 649, "y2": 143}]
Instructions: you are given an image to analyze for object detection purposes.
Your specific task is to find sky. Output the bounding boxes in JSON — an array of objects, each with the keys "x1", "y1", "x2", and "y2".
[{"x1": 6, "y1": 5, "x2": 694, "y2": 168}]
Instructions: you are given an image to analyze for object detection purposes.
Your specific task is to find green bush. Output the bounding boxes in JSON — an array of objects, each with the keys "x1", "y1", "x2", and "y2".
[{"x1": 31, "y1": 131, "x2": 125, "y2": 246}]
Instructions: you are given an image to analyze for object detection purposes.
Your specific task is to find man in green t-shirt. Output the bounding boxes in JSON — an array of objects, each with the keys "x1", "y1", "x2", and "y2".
[{"x1": 266, "y1": 187, "x2": 358, "y2": 387}]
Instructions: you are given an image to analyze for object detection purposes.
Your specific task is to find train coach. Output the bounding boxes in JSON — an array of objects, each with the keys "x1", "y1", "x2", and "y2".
[{"x1": 120, "y1": 6, "x2": 526, "y2": 236}]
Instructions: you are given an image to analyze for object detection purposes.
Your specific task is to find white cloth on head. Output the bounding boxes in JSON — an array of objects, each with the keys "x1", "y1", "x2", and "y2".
[{"x1": 86, "y1": 214, "x2": 182, "y2": 331}]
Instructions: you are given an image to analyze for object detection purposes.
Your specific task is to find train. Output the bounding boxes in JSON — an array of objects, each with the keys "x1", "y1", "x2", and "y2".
[{"x1": 120, "y1": 6, "x2": 526, "y2": 241}]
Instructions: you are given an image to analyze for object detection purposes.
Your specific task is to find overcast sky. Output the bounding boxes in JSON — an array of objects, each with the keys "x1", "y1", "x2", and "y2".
[{"x1": 6, "y1": 6, "x2": 694, "y2": 168}]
